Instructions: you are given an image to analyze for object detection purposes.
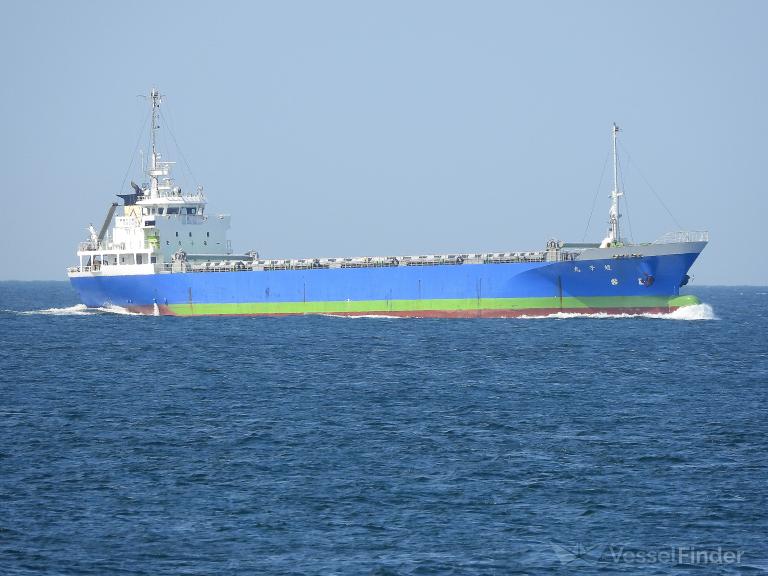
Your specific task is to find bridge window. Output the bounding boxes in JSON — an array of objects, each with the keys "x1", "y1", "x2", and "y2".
[
  {"x1": 158, "y1": 208, "x2": 164, "y2": 215},
  {"x1": 167, "y1": 207, "x2": 180, "y2": 215}
]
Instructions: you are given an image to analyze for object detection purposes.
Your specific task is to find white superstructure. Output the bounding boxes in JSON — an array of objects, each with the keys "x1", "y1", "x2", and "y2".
[{"x1": 68, "y1": 88, "x2": 232, "y2": 278}]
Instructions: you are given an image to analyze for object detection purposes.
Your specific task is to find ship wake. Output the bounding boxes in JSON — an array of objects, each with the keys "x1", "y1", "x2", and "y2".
[{"x1": 19, "y1": 304, "x2": 141, "y2": 316}]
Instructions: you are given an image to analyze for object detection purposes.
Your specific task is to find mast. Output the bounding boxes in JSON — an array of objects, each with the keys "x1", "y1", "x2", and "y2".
[
  {"x1": 148, "y1": 88, "x2": 162, "y2": 198},
  {"x1": 605, "y1": 123, "x2": 623, "y2": 246}
]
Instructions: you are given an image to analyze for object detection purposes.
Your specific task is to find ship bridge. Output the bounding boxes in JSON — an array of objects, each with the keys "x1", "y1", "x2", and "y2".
[{"x1": 69, "y1": 88, "x2": 232, "y2": 276}]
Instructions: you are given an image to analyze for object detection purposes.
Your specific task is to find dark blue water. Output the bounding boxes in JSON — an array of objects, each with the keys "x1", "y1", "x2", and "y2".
[{"x1": 1, "y1": 283, "x2": 766, "y2": 575}]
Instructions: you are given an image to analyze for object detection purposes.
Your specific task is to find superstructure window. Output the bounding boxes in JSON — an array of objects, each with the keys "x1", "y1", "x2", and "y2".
[
  {"x1": 167, "y1": 207, "x2": 180, "y2": 215},
  {"x1": 158, "y1": 208, "x2": 164, "y2": 214},
  {"x1": 188, "y1": 207, "x2": 197, "y2": 214},
  {"x1": 175, "y1": 232, "x2": 179, "y2": 237},
  {"x1": 189, "y1": 232, "x2": 192, "y2": 237},
  {"x1": 206, "y1": 232, "x2": 210, "y2": 237}
]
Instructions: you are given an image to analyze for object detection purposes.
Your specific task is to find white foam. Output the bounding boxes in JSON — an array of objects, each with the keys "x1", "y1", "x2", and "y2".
[
  {"x1": 320, "y1": 313, "x2": 402, "y2": 319},
  {"x1": 21, "y1": 304, "x2": 92, "y2": 316},
  {"x1": 519, "y1": 303, "x2": 718, "y2": 321},
  {"x1": 656, "y1": 303, "x2": 718, "y2": 320},
  {"x1": 20, "y1": 304, "x2": 140, "y2": 316},
  {"x1": 100, "y1": 304, "x2": 142, "y2": 316},
  {"x1": 519, "y1": 311, "x2": 614, "y2": 320}
]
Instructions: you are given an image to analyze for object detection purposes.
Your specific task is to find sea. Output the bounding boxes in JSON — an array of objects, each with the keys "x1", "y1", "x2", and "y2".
[{"x1": 1, "y1": 282, "x2": 766, "y2": 575}]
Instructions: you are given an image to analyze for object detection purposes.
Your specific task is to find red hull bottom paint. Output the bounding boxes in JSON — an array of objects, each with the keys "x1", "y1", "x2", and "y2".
[{"x1": 127, "y1": 305, "x2": 682, "y2": 317}]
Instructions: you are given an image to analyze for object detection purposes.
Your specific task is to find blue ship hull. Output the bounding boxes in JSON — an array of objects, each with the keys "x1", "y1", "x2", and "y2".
[{"x1": 69, "y1": 250, "x2": 703, "y2": 317}]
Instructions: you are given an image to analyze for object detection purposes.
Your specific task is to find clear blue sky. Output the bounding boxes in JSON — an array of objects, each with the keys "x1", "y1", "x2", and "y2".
[{"x1": 1, "y1": 1, "x2": 765, "y2": 284}]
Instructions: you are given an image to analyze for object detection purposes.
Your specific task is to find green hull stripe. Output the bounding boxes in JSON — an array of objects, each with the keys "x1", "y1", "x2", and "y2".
[{"x1": 166, "y1": 295, "x2": 700, "y2": 316}]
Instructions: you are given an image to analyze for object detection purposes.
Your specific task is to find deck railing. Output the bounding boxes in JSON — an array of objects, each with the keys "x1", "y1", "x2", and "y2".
[
  {"x1": 68, "y1": 265, "x2": 97, "y2": 273},
  {"x1": 652, "y1": 230, "x2": 709, "y2": 244},
  {"x1": 70, "y1": 250, "x2": 584, "y2": 275}
]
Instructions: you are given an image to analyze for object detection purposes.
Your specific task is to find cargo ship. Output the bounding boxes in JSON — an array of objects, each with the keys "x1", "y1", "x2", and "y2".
[{"x1": 68, "y1": 89, "x2": 707, "y2": 317}]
